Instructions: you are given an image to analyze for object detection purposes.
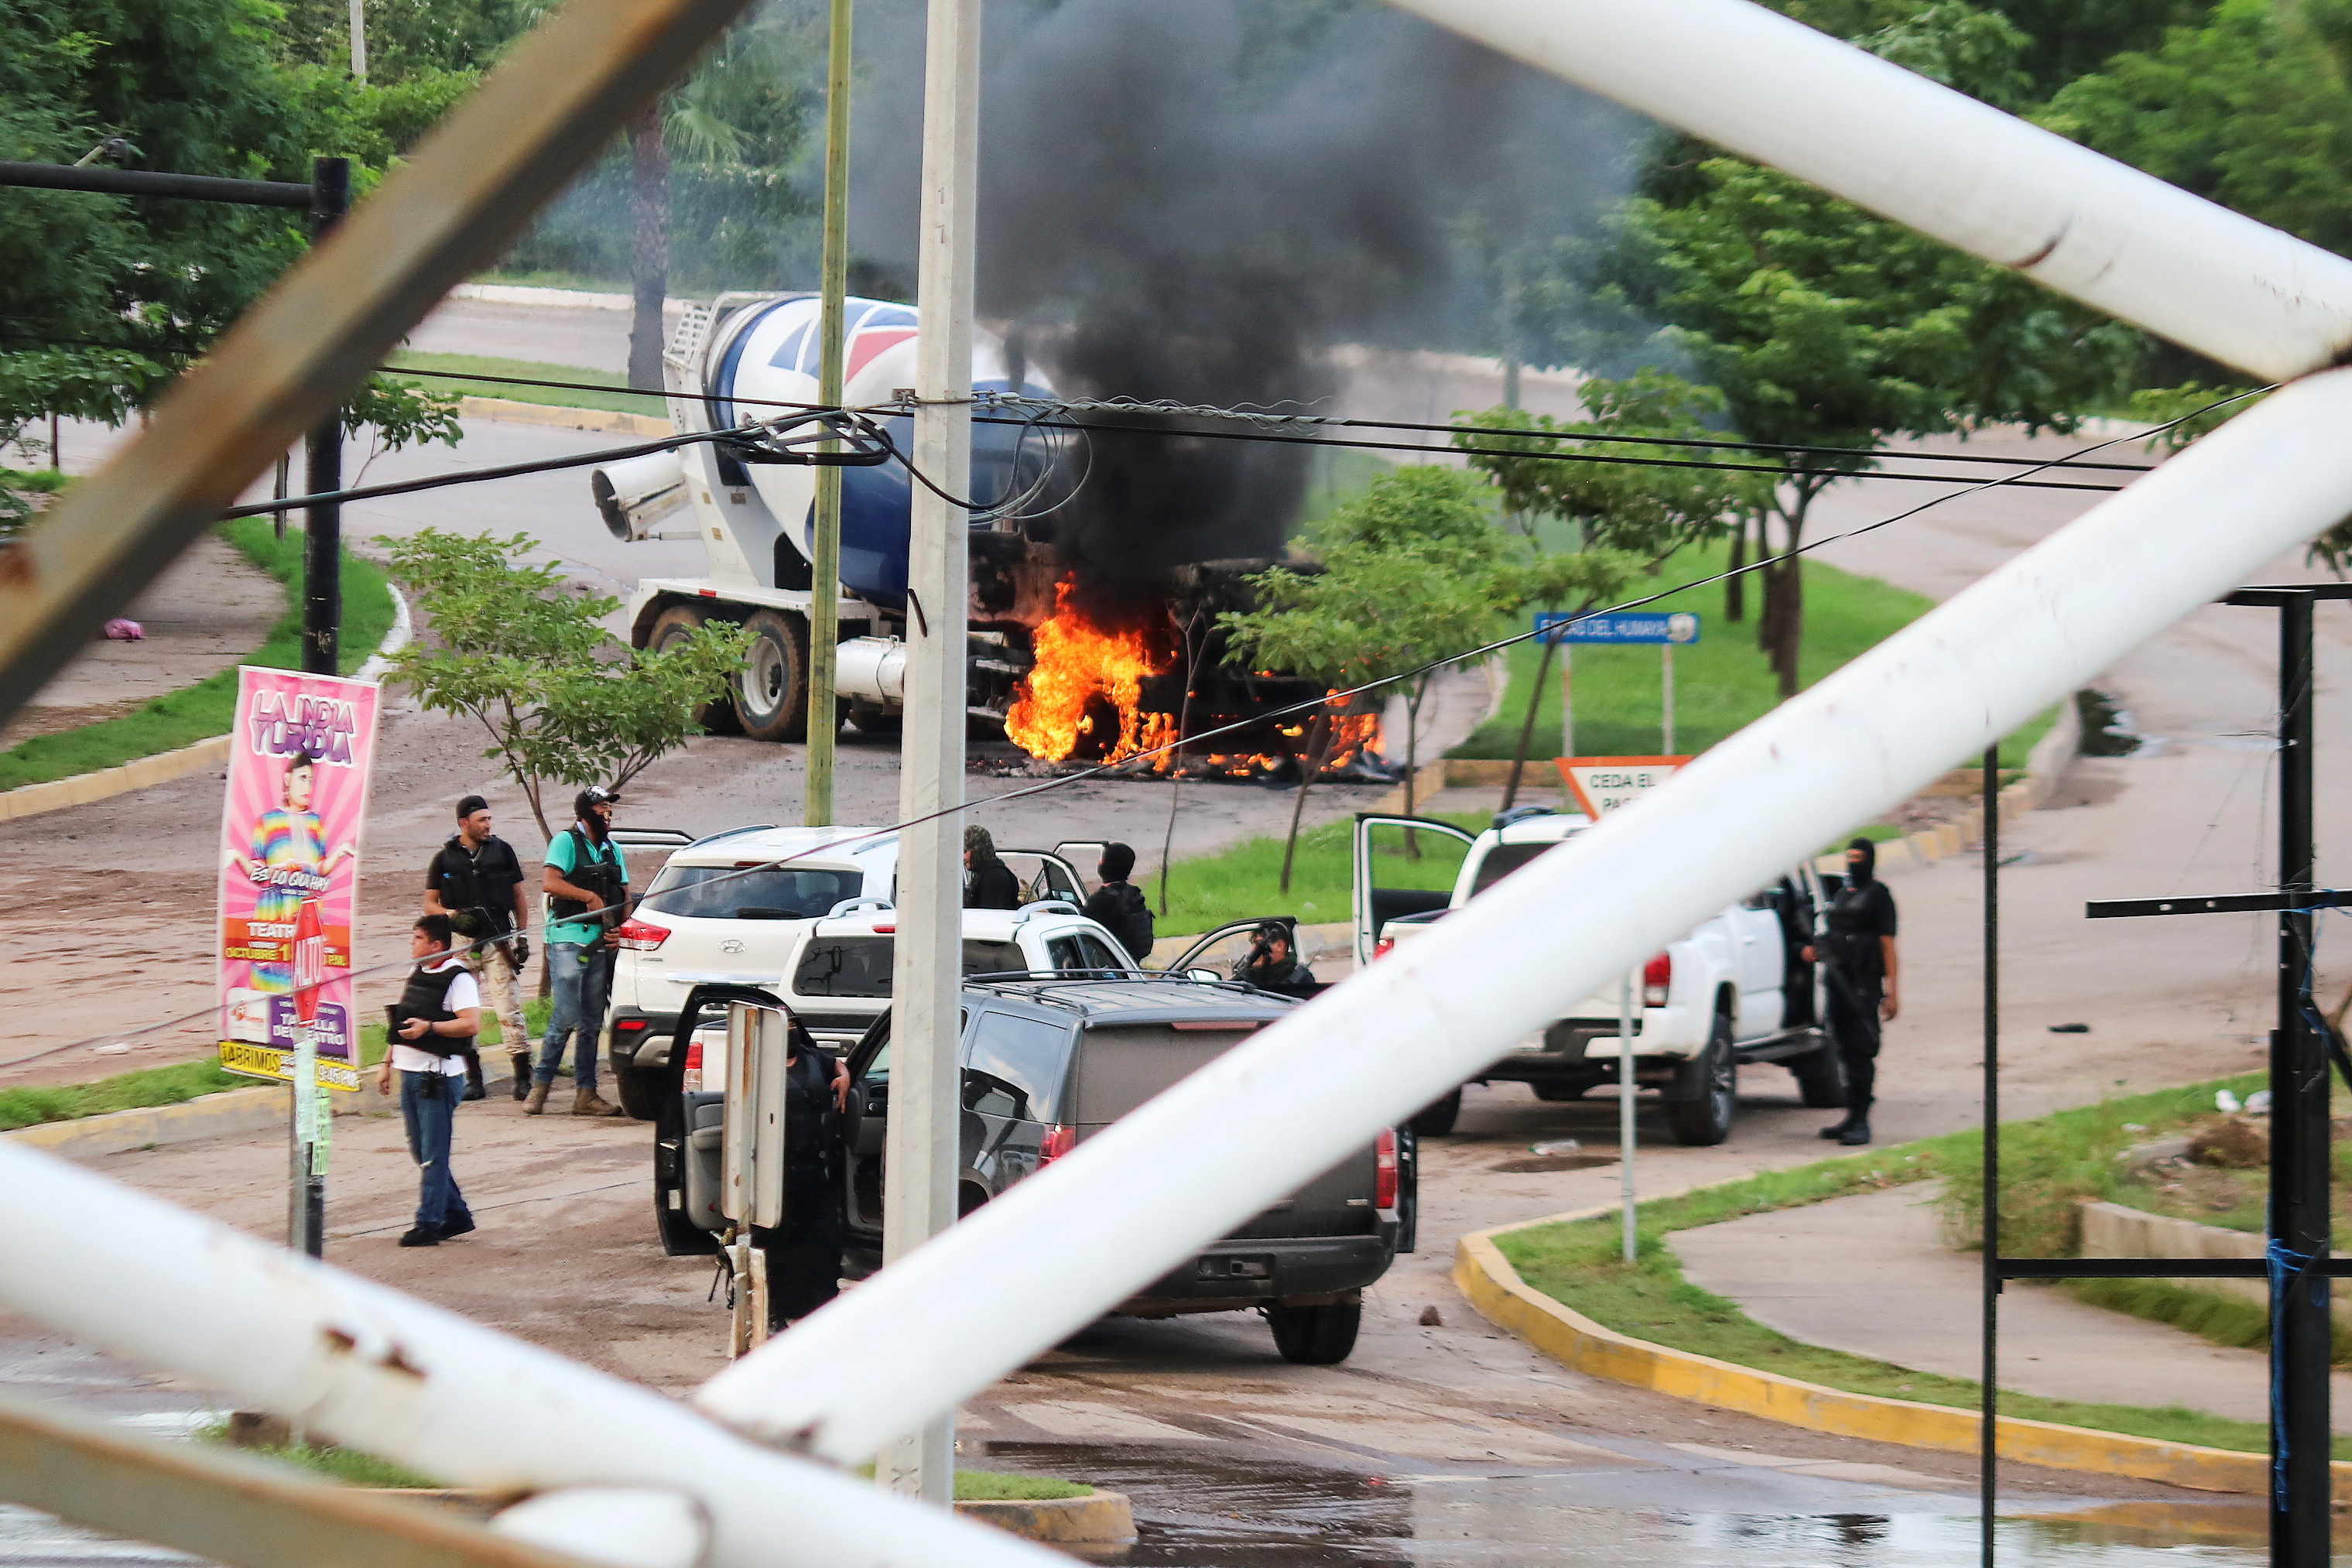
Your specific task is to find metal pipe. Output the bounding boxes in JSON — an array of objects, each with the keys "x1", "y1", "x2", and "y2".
[
  {"x1": 803, "y1": 0, "x2": 854, "y2": 827},
  {"x1": 0, "y1": 1141, "x2": 1068, "y2": 1568},
  {"x1": 2272, "y1": 592, "x2": 2329, "y2": 1567},
  {"x1": 0, "y1": 0, "x2": 763, "y2": 730},
  {"x1": 1378, "y1": 0, "x2": 2352, "y2": 382},
  {"x1": 699, "y1": 370, "x2": 2352, "y2": 1464},
  {"x1": 874, "y1": 0, "x2": 980, "y2": 1506},
  {"x1": 0, "y1": 161, "x2": 313, "y2": 207},
  {"x1": 1979, "y1": 742, "x2": 1998, "y2": 1567}
]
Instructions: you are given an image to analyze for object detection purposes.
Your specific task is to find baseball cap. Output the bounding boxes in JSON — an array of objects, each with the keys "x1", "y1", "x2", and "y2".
[{"x1": 575, "y1": 785, "x2": 621, "y2": 817}]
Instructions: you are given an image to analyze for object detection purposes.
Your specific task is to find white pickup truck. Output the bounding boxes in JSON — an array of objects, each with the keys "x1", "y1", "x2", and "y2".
[{"x1": 1354, "y1": 807, "x2": 1845, "y2": 1145}]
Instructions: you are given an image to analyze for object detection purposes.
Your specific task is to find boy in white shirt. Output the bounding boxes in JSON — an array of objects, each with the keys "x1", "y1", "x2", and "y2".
[{"x1": 379, "y1": 915, "x2": 481, "y2": 1246}]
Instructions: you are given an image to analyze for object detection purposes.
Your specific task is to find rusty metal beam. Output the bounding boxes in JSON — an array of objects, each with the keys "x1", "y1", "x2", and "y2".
[
  {"x1": 0, "y1": 1388, "x2": 591, "y2": 1568},
  {"x1": 0, "y1": 0, "x2": 755, "y2": 725}
]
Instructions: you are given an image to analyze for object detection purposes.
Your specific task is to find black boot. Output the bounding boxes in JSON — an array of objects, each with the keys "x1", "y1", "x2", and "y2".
[
  {"x1": 510, "y1": 1052, "x2": 532, "y2": 1101},
  {"x1": 1834, "y1": 1102, "x2": 1873, "y2": 1145},
  {"x1": 461, "y1": 1049, "x2": 486, "y2": 1102}
]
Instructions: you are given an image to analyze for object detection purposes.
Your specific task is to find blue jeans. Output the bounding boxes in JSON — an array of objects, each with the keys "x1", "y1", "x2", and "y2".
[
  {"x1": 539, "y1": 941, "x2": 609, "y2": 1091},
  {"x1": 399, "y1": 1070, "x2": 471, "y2": 1234}
]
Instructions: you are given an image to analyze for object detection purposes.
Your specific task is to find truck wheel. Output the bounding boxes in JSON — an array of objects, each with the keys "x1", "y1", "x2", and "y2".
[
  {"x1": 1666, "y1": 1010, "x2": 1738, "y2": 1147},
  {"x1": 1409, "y1": 1087, "x2": 1462, "y2": 1137},
  {"x1": 613, "y1": 1059, "x2": 665, "y2": 1121},
  {"x1": 1791, "y1": 1037, "x2": 1848, "y2": 1108},
  {"x1": 736, "y1": 609, "x2": 810, "y2": 742},
  {"x1": 1268, "y1": 1299, "x2": 1361, "y2": 1364},
  {"x1": 646, "y1": 604, "x2": 741, "y2": 734}
]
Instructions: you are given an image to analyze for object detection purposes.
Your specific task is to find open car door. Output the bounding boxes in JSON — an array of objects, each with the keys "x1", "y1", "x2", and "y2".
[
  {"x1": 1352, "y1": 814, "x2": 1478, "y2": 967},
  {"x1": 1164, "y1": 917, "x2": 1306, "y2": 981},
  {"x1": 1000, "y1": 846, "x2": 1087, "y2": 907}
]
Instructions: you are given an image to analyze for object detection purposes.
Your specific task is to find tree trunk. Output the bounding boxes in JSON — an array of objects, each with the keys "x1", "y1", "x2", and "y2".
[
  {"x1": 1277, "y1": 714, "x2": 1333, "y2": 894},
  {"x1": 1765, "y1": 499, "x2": 1810, "y2": 700},
  {"x1": 627, "y1": 103, "x2": 669, "y2": 393},
  {"x1": 1501, "y1": 627, "x2": 1562, "y2": 812},
  {"x1": 1724, "y1": 514, "x2": 1748, "y2": 623}
]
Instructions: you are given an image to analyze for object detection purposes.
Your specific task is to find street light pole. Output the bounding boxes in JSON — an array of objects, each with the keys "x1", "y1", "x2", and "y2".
[
  {"x1": 803, "y1": 0, "x2": 853, "y2": 828},
  {"x1": 876, "y1": 0, "x2": 977, "y2": 1508},
  {"x1": 290, "y1": 153, "x2": 351, "y2": 1262}
]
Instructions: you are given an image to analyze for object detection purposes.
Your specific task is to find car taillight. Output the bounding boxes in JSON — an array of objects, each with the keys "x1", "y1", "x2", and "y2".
[
  {"x1": 1040, "y1": 1125, "x2": 1077, "y2": 1166},
  {"x1": 1375, "y1": 1128, "x2": 1399, "y2": 1210},
  {"x1": 1642, "y1": 951, "x2": 1672, "y2": 1008},
  {"x1": 615, "y1": 918, "x2": 670, "y2": 952},
  {"x1": 682, "y1": 1039, "x2": 703, "y2": 1093},
  {"x1": 1374, "y1": 936, "x2": 1395, "y2": 960}
]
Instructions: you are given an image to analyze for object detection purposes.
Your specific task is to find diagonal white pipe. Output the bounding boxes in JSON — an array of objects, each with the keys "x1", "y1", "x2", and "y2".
[
  {"x1": 0, "y1": 1139, "x2": 1067, "y2": 1568},
  {"x1": 699, "y1": 371, "x2": 2352, "y2": 1461},
  {"x1": 1379, "y1": 0, "x2": 2352, "y2": 383}
]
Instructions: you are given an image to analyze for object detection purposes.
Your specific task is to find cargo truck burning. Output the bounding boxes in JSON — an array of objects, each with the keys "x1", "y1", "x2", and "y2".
[{"x1": 589, "y1": 293, "x2": 1383, "y2": 780}]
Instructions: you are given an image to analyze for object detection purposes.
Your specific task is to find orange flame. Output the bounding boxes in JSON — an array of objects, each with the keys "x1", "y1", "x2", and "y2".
[{"x1": 1005, "y1": 583, "x2": 1176, "y2": 764}]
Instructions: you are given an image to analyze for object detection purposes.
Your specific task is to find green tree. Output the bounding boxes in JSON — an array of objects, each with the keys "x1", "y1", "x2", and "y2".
[
  {"x1": 378, "y1": 529, "x2": 752, "y2": 839},
  {"x1": 0, "y1": 0, "x2": 464, "y2": 472},
  {"x1": 1535, "y1": 5, "x2": 2139, "y2": 699},
  {"x1": 1221, "y1": 467, "x2": 1628, "y2": 888},
  {"x1": 2041, "y1": 0, "x2": 2352, "y2": 258}
]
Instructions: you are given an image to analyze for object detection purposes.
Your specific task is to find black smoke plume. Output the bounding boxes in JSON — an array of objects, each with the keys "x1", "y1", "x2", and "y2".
[{"x1": 847, "y1": 0, "x2": 1628, "y2": 587}]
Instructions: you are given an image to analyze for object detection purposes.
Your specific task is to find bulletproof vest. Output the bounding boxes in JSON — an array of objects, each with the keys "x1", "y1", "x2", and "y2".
[
  {"x1": 550, "y1": 827, "x2": 624, "y2": 923},
  {"x1": 399, "y1": 961, "x2": 474, "y2": 1051}
]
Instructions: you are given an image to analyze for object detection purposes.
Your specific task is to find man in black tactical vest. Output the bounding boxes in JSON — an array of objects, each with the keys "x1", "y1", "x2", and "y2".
[
  {"x1": 424, "y1": 795, "x2": 532, "y2": 1101},
  {"x1": 378, "y1": 915, "x2": 482, "y2": 1247}
]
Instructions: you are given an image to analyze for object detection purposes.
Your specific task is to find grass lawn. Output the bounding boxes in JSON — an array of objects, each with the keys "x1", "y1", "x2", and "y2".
[
  {"x1": 0, "y1": 998, "x2": 552, "y2": 1131},
  {"x1": 1493, "y1": 1070, "x2": 2343, "y2": 1458},
  {"x1": 384, "y1": 350, "x2": 659, "y2": 416},
  {"x1": 1451, "y1": 536, "x2": 2058, "y2": 773},
  {"x1": 1151, "y1": 810, "x2": 1486, "y2": 938},
  {"x1": 0, "y1": 518, "x2": 395, "y2": 793}
]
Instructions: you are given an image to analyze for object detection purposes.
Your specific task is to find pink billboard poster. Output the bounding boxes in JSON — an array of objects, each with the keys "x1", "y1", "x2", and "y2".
[{"x1": 216, "y1": 668, "x2": 380, "y2": 1091}]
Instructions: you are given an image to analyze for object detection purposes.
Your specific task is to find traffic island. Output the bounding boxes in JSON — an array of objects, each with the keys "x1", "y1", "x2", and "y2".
[
  {"x1": 1450, "y1": 1094, "x2": 2352, "y2": 1499},
  {"x1": 954, "y1": 1488, "x2": 1137, "y2": 1547}
]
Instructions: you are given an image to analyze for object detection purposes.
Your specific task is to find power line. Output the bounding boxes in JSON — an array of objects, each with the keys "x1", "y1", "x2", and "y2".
[{"x1": 14, "y1": 383, "x2": 2259, "y2": 1068}]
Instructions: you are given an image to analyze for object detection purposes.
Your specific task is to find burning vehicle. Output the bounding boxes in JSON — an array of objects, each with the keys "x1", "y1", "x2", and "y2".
[{"x1": 587, "y1": 293, "x2": 1381, "y2": 777}]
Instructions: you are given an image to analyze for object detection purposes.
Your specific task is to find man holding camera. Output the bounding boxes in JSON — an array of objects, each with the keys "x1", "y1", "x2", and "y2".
[
  {"x1": 379, "y1": 915, "x2": 481, "y2": 1248},
  {"x1": 528, "y1": 786, "x2": 628, "y2": 1118},
  {"x1": 424, "y1": 795, "x2": 532, "y2": 1101},
  {"x1": 1233, "y1": 920, "x2": 1317, "y2": 999}
]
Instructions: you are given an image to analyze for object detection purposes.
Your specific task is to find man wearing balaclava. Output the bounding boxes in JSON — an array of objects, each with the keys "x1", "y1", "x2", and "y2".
[{"x1": 1802, "y1": 837, "x2": 1900, "y2": 1145}]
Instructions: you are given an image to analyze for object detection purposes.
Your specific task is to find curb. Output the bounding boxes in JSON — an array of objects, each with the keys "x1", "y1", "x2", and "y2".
[
  {"x1": 454, "y1": 395, "x2": 669, "y2": 438},
  {"x1": 0, "y1": 584, "x2": 412, "y2": 827},
  {"x1": 1816, "y1": 692, "x2": 2083, "y2": 878},
  {"x1": 5, "y1": 1086, "x2": 286, "y2": 1159},
  {"x1": 0, "y1": 734, "x2": 232, "y2": 823},
  {"x1": 1453, "y1": 1207, "x2": 2352, "y2": 1498},
  {"x1": 954, "y1": 1489, "x2": 1136, "y2": 1546}
]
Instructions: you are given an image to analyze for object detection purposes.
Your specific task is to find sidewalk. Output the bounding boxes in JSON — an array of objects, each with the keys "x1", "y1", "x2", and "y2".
[{"x1": 1669, "y1": 1183, "x2": 2352, "y2": 1431}]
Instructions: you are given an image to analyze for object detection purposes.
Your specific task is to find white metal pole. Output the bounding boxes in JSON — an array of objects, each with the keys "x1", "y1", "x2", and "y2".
[
  {"x1": 876, "y1": 0, "x2": 978, "y2": 1508},
  {"x1": 0, "y1": 1141, "x2": 1067, "y2": 1568},
  {"x1": 1617, "y1": 971, "x2": 1635, "y2": 1263},
  {"x1": 347, "y1": 0, "x2": 368, "y2": 81},
  {"x1": 700, "y1": 369, "x2": 2352, "y2": 1464},
  {"x1": 1661, "y1": 643, "x2": 1674, "y2": 757},
  {"x1": 1381, "y1": 0, "x2": 2352, "y2": 383}
]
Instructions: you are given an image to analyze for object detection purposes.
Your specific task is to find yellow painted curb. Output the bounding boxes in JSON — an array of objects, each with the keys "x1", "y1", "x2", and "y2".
[
  {"x1": 455, "y1": 395, "x2": 669, "y2": 437},
  {"x1": 955, "y1": 1489, "x2": 1136, "y2": 1546},
  {"x1": 6, "y1": 1087, "x2": 287, "y2": 1160},
  {"x1": 0, "y1": 734, "x2": 231, "y2": 823},
  {"x1": 1454, "y1": 1208, "x2": 2352, "y2": 1498}
]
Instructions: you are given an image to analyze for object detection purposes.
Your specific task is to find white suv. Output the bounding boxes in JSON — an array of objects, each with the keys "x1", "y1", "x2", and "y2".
[{"x1": 601, "y1": 826, "x2": 1090, "y2": 1116}]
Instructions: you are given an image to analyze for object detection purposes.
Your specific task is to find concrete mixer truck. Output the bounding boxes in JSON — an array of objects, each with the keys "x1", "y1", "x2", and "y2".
[{"x1": 587, "y1": 291, "x2": 1067, "y2": 741}]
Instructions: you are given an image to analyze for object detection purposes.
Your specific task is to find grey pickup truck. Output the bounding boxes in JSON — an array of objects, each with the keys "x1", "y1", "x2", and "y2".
[{"x1": 651, "y1": 976, "x2": 1414, "y2": 1364}]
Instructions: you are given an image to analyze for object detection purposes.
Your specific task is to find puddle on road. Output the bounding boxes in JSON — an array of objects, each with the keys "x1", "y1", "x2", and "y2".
[{"x1": 993, "y1": 1443, "x2": 2299, "y2": 1567}]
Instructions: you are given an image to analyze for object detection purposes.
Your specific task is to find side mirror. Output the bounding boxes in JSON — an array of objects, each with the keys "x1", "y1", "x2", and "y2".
[{"x1": 1183, "y1": 967, "x2": 1221, "y2": 983}]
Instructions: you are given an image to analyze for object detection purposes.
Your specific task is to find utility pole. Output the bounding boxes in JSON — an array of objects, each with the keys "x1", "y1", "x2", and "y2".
[
  {"x1": 877, "y1": 0, "x2": 977, "y2": 1508},
  {"x1": 347, "y1": 0, "x2": 368, "y2": 80},
  {"x1": 290, "y1": 153, "x2": 351, "y2": 1262},
  {"x1": 804, "y1": 0, "x2": 854, "y2": 828}
]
